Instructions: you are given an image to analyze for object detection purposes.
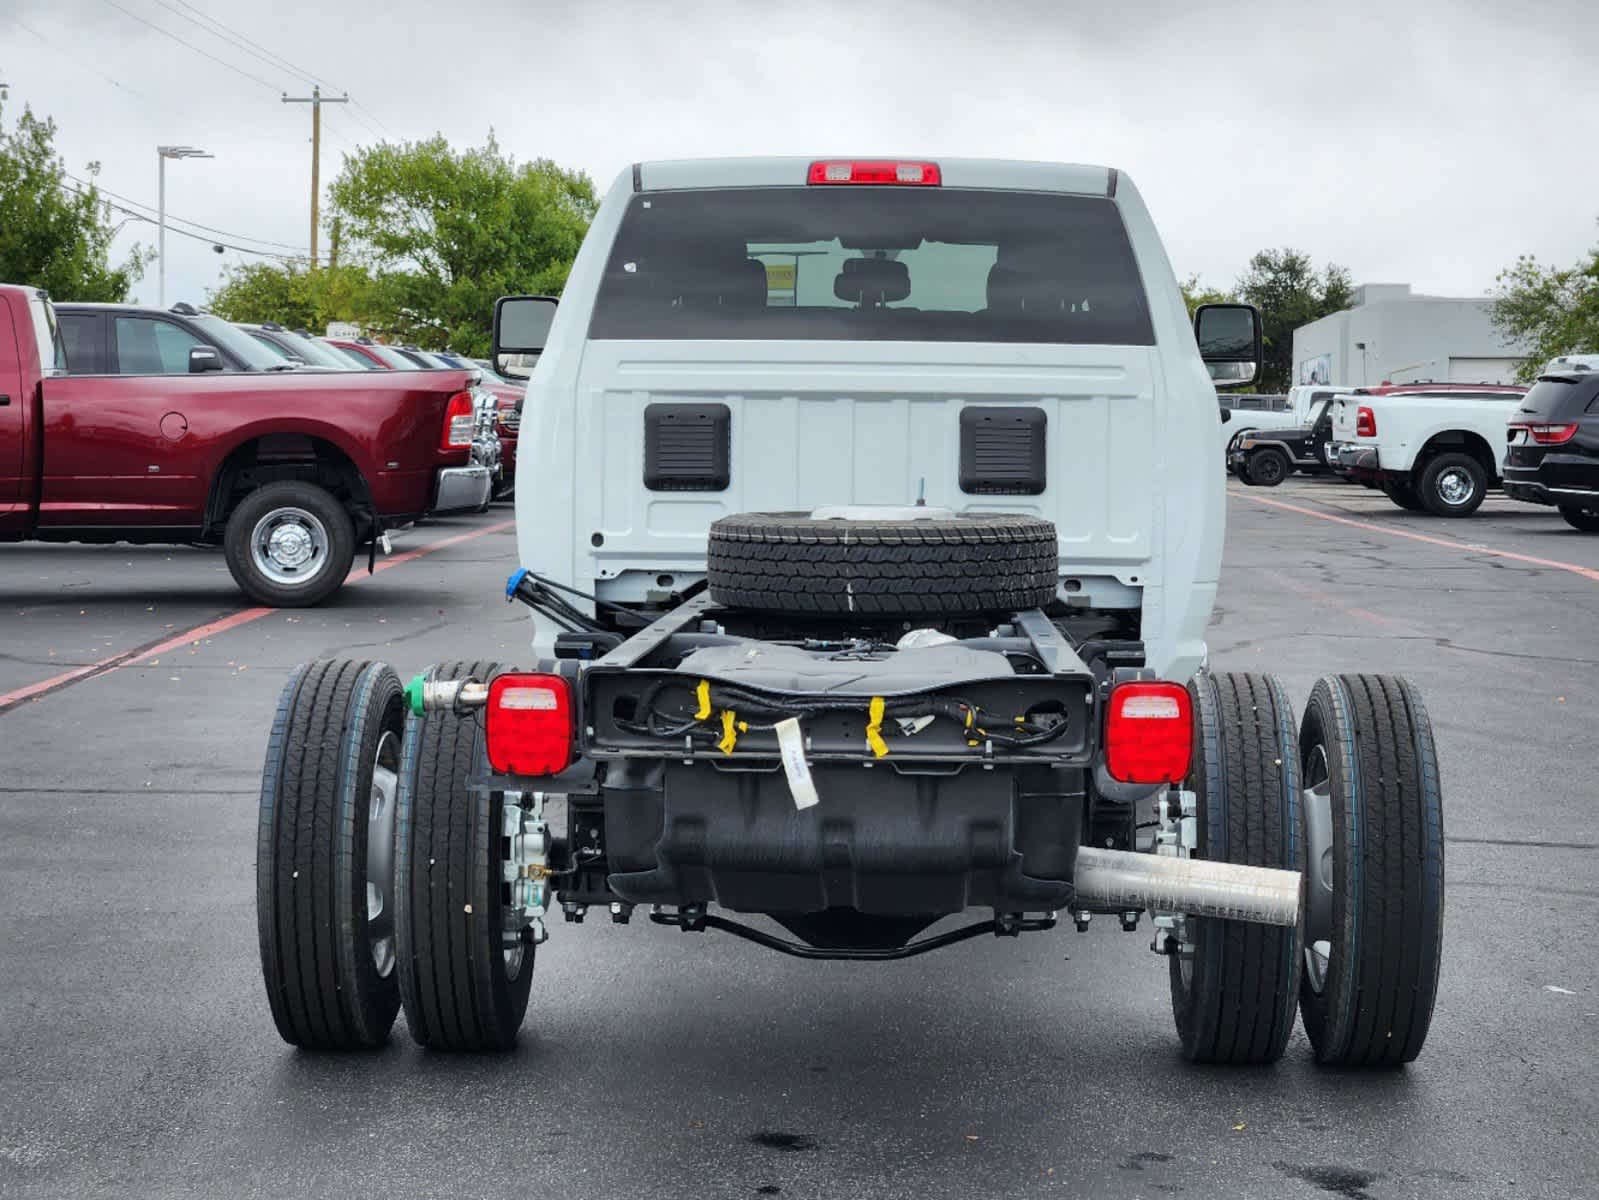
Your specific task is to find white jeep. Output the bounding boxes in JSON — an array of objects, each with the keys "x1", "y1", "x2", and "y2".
[{"x1": 255, "y1": 158, "x2": 1444, "y2": 1070}]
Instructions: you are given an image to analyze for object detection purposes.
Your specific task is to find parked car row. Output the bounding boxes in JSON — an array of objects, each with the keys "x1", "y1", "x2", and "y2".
[
  {"x1": 1225, "y1": 360, "x2": 1599, "y2": 529},
  {"x1": 0, "y1": 285, "x2": 514, "y2": 607}
]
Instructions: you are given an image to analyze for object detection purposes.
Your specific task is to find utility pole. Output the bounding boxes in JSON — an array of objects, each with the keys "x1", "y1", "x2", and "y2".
[
  {"x1": 156, "y1": 145, "x2": 212, "y2": 308},
  {"x1": 281, "y1": 86, "x2": 348, "y2": 267}
]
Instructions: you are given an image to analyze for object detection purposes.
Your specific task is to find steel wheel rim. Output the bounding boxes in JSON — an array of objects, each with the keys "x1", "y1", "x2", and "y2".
[
  {"x1": 1302, "y1": 743, "x2": 1335, "y2": 994},
  {"x1": 250, "y1": 506, "x2": 330, "y2": 586},
  {"x1": 1436, "y1": 467, "x2": 1475, "y2": 506},
  {"x1": 366, "y1": 730, "x2": 399, "y2": 978},
  {"x1": 502, "y1": 806, "x2": 526, "y2": 982}
]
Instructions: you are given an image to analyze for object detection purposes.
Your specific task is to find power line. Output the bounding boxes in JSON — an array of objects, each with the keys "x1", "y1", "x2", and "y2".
[
  {"x1": 149, "y1": 0, "x2": 323, "y2": 89},
  {"x1": 97, "y1": 0, "x2": 284, "y2": 94},
  {"x1": 63, "y1": 182, "x2": 302, "y2": 262},
  {"x1": 2, "y1": 11, "x2": 307, "y2": 148},
  {"x1": 4, "y1": 14, "x2": 172, "y2": 114},
  {"x1": 63, "y1": 171, "x2": 311, "y2": 255},
  {"x1": 152, "y1": 0, "x2": 393, "y2": 141}
]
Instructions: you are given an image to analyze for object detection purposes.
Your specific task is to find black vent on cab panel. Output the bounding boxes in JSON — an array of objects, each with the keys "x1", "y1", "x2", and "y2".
[
  {"x1": 959, "y1": 406, "x2": 1047, "y2": 495},
  {"x1": 644, "y1": 403, "x2": 731, "y2": 491}
]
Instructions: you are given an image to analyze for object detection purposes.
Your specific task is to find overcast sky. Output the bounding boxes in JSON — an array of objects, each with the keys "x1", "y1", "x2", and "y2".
[{"x1": 4, "y1": 0, "x2": 1595, "y2": 310}]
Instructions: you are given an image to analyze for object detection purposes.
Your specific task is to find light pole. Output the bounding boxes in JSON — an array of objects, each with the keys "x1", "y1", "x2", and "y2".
[{"x1": 156, "y1": 145, "x2": 212, "y2": 307}]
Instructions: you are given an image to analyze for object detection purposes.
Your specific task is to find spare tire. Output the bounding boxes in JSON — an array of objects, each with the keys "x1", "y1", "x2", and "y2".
[{"x1": 707, "y1": 511, "x2": 1058, "y2": 617}]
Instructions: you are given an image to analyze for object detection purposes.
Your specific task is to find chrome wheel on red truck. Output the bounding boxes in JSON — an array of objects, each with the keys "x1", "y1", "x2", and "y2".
[
  {"x1": 224, "y1": 481, "x2": 356, "y2": 607},
  {"x1": 256, "y1": 659, "x2": 406, "y2": 1050}
]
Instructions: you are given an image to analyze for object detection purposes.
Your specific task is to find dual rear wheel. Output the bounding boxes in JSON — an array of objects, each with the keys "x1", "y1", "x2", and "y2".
[
  {"x1": 258, "y1": 658, "x2": 532, "y2": 1051},
  {"x1": 1171, "y1": 671, "x2": 1444, "y2": 1066}
]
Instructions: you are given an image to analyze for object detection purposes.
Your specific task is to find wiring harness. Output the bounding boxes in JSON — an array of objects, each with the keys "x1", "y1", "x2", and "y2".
[{"x1": 618, "y1": 676, "x2": 1069, "y2": 754}]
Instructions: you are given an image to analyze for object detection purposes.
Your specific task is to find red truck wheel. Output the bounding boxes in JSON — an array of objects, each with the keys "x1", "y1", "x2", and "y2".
[{"x1": 224, "y1": 482, "x2": 356, "y2": 607}]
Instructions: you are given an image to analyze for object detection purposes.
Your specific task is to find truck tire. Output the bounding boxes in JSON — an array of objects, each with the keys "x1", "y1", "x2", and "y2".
[
  {"x1": 224, "y1": 481, "x2": 356, "y2": 607},
  {"x1": 1298, "y1": 675, "x2": 1443, "y2": 1067},
  {"x1": 706, "y1": 512, "x2": 1058, "y2": 617},
  {"x1": 1381, "y1": 477, "x2": 1427, "y2": 512},
  {"x1": 257, "y1": 659, "x2": 405, "y2": 1050},
  {"x1": 394, "y1": 660, "x2": 533, "y2": 1051},
  {"x1": 1416, "y1": 453, "x2": 1487, "y2": 517},
  {"x1": 1243, "y1": 447, "x2": 1290, "y2": 487},
  {"x1": 1169, "y1": 671, "x2": 1304, "y2": 1066},
  {"x1": 1559, "y1": 505, "x2": 1599, "y2": 533}
]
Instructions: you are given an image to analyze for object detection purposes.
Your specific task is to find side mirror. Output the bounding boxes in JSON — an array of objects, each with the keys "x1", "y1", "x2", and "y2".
[
  {"x1": 188, "y1": 345, "x2": 225, "y2": 374},
  {"x1": 1194, "y1": 303, "x2": 1262, "y2": 387},
  {"x1": 1219, "y1": 408, "x2": 1232, "y2": 424},
  {"x1": 492, "y1": 294, "x2": 558, "y2": 381}
]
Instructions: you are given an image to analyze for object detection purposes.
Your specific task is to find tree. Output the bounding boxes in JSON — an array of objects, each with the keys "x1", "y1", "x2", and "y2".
[
  {"x1": 327, "y1": 134, "x2": 597, "y2": 354},
  {"x1": 1491, "y1": 235, "x2": 1599, "y2": 382},
  {"x1": 1179, "y1": 274, "x2": 1235, "y2": 316},
  {"x1": 1234, "y1": 249, "x2": 1352, "y2": 393},
  {"x1": 206, "y1": 260, "x2": 372, "y2": 334},
  {"x1": 0, "y1": 99, "x2": 150, "y2": 301}
]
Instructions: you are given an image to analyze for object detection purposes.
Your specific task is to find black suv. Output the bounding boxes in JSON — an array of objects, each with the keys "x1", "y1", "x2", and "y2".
[
  {"x1": 55, "y1": 302, "x2": 295, "y2": 376},
  {"x1": 1228, "y1": 397, "x2": 1340, "y2": 487},
  {"x1": 1503, "y1": 370, "x2": 1599, "y2": 531}
]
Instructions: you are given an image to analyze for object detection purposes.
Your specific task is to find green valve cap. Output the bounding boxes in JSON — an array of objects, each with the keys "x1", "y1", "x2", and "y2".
[{"x1": 404, "y1": 673, "x2": 427, "y2": 717}]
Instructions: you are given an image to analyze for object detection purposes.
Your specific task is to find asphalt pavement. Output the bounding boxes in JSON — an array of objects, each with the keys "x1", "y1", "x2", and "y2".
[{"x1": 1, "y1": 482, "x2": 1595, "y2": 1199}]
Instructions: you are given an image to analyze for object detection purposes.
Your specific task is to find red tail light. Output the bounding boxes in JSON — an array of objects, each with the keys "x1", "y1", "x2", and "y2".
[
  {"x1": 486, "y1": 673, "x2": 575, "y2": 776},
  {"x1": 1510, "y1": 421, "x2": 1579, "y2": 445},
  {"x1": 1355, "y1": 406, "x2": 1377, "y2": 438},
  {"x1": 807, "y1": 160, "x2": 941, "y2": 186},
  {"x1": 440, "y1": 391, "x2": 475, "y2": 451},
  {"x1": 1105, "y1": 682, "x2": 1193, "y2": 785}
]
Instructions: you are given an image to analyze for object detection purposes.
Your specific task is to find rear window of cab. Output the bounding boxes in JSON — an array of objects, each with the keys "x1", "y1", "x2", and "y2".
[{"x1": 589, "y1": 188, "x2": 1154, "y2": 345}]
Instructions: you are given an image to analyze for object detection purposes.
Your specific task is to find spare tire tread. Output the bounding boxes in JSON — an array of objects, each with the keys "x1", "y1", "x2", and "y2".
[{"x1": 707, "y1": 512, "x2": 1058, "y2": 616}]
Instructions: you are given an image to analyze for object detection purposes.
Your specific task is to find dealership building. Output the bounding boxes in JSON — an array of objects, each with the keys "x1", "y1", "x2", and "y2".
[{"x1": 1291, "y1": 283, "x2": 1527, "y2": 387}]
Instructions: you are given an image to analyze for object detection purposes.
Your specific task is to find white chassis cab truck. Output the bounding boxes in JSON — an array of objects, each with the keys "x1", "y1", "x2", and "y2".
[
  {"x1": 256, "y1": 158, "x2": 1444, "y2": 1067},
  {"x1": 1329, "y1": 382, "x2": 1528, "y2": 515}
]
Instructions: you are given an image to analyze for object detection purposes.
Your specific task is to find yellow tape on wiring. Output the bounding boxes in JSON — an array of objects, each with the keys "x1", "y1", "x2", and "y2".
[
  {"x1": 718, "y1": 709, "x2": 739, "y2": 755},
  {"x1": 694, "y1": 680, "x2": 712, "y2": 720},
  {"x1": 865, "y1": 696, "x2": 889, "y2": 759}
]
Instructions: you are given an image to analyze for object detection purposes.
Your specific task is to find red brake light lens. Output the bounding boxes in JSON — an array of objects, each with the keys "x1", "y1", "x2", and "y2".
[
  {"x1": 1355, "y1": 406, "x2": 1377, "y2": 438},
  {"x1": 486, "y1": 673, "x2": 575, "y2": 776},
  {"x1": 1511, "y1": 422, "x2": 1579, "y2": 445},
  {"x1": 1105, "y1": 682, "x2": 1193, "y2": 785},
  {"x1": 440, "y1": 391, "x2": 475, "y2": 451},
  {"x1": 807, "y1": 160, "x2": 941, "y2": 186}
]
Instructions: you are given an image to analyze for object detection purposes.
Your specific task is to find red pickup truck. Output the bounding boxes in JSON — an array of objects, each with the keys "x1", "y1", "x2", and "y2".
[{"x1": 0, "y1": 285, "x2": 491, "y2": 606}]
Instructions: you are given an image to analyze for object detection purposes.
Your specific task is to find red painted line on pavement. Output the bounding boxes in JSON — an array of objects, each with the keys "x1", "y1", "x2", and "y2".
[
  {"x1": 0, "y1": 518, "x2": 516, "y2": 714},
  {"x1": 1233, "y1": 492, "x2": 1599, "y2": 583}
]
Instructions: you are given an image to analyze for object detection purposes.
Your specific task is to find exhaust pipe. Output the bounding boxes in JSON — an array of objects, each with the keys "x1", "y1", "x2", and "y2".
[{"x1": 1073, "y1": 846, "x2": 1301, "y2": 927}]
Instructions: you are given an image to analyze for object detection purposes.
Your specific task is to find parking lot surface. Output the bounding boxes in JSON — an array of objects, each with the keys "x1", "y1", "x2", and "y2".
[{"x1": 1, "y1": 481, "x2": 1595, "y2": 1199}]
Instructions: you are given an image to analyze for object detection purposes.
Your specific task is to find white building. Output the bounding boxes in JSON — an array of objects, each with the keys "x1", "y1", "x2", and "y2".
[{"x1": 1291, "y1": 283, "x2": 1526, "y2": 387}]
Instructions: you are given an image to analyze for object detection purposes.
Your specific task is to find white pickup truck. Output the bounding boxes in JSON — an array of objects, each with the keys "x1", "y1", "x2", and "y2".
[{"x1": 1329, "y1": 382, "x2": 1528, "y2": 515}]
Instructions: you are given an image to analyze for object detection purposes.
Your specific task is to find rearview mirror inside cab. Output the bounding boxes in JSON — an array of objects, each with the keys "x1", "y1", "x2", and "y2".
[
  {"x1": 1194, "y1": 303, "x2": 1262, "y2": 387},
  {"x1": 493, "y1": 295, "x2": 558, "y2": 380}
]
